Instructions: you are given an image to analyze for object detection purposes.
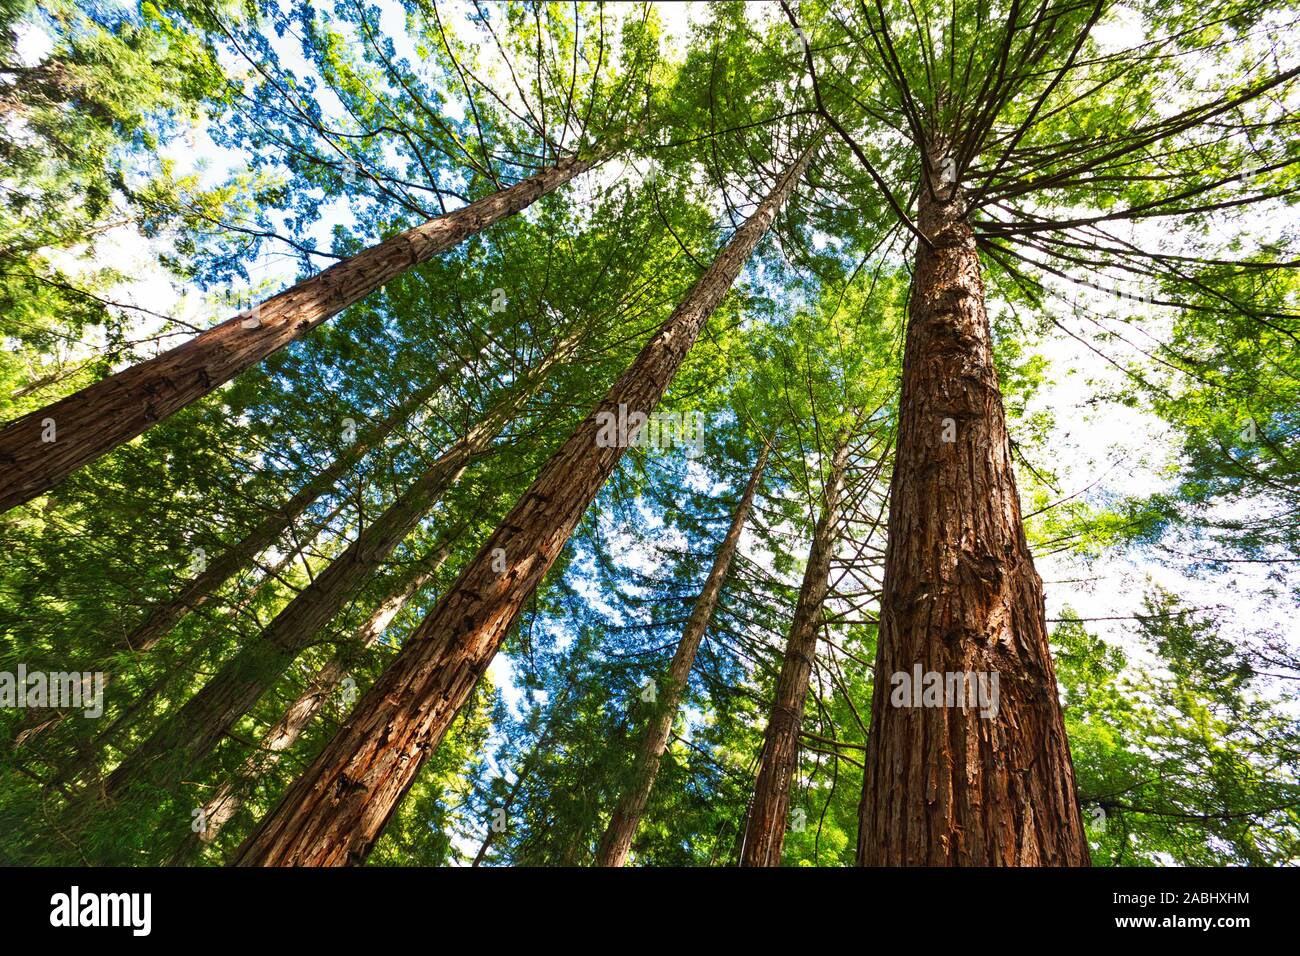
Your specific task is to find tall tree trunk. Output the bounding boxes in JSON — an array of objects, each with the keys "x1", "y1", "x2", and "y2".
[
  {"x1": 173, "y1": 533, "x2": 458, "y2": 860},
  {"x1": 232, "y1": 141, "x2": 817, "y2": 867},
  {"x1": 856, "y1": 147, "x2": 1089, "y2": 866},
  {"x1": 120, "y1": 365, "x2": 461, "y2": 655},
  {"x1": 99, "y1": 346, "x2": 568, "y2": 802},
  {"x1": 0, "y1": 145, "x2": 613, "y2": 514},
  {"x1": 739, "y1": 438, "x2": 848, "y2": 867},
  {"x1": 595, "y1": 444, "x2": 769, "y2": 867}
]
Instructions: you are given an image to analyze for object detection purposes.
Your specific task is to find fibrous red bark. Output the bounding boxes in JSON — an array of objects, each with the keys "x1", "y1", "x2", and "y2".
[
  {"x1": 0, "y1": 147, "x2": 611, "y2": 514},
  {"x1": 856, "y1": 148, "x2": 1089, "y2": 866}
]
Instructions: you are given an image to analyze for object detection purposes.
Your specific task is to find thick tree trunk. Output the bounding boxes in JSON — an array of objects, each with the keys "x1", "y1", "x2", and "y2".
[
  {"x1": 856, "y1": 149, "x2": 1089, "y2": 866},
  {"x1": 232, "y1": 142, "x2": 816, "y2": 866},
  {"x1": 174, "y1": 535, "x2": 456, "y2": 859},
  {"x1": 739, "y1": 438, "x2": 848, "y2": 867},
  {"x1": 120, "y1": 368, "x2": 458, "y2": 654},
  {"x1": 0, "y1": 146, "x2": 610, "y2": 514},
  {"x1": 595, "y1": 444, "x2": 768, "y2": 867},
  {"x1": 100, "y1": 349, "x2": 566, "y2": 802}
]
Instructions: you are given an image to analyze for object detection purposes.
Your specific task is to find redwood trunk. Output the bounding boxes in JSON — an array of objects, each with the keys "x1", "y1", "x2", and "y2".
[
  {"x1": 595, "y1": 444, "x2": 768, "y2": 867},
  {"x1": 740, "y1": 438, "x2": 848, "y2": 867},
  {"x1": 0, "y1": 147, "x2": 609, "y2": 514},
  {"x1": 232, "y1": 143, "x2": 816, "y2": 866},
  {"x1": 856, "y1": 151, "x2": 1089, "y2": 866},
  {"x1": 100, "y1": 356, "x2": 559, "y2": 801}
]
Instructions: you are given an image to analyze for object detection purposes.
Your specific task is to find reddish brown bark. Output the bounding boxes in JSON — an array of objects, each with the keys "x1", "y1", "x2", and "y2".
[
  {"x1": 100, "y1": 348, "x2": 566, "y2": 801},
  {"x1": 231, "y1": 143, "x2": 816, "y2": 866},
  {"x1": 0, "y1": 146, "x2": 610, "y2": 514},
  {"x1": 856, "y1": 149, "x2": 1089, "y2": 866},
  {"x1": 595, "y1": 444, "x2": 768, "y2": 867},
  {"x1": 740, "y1": 438, "x2": 849, "y2": 867}
]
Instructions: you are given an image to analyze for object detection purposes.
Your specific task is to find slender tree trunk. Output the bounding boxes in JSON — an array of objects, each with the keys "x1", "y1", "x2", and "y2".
[
  {"x1": 100, "y1": 348, "x2": 566, "y2": 802},
  {"x1": 856, "y1": 147, "x2": 1089, "y2": 866},
  {"x1": 18, "y1": 497, "x2": 346, "y2": 772},
  {"x1": 120, "y1": 368, "x2": 458, "y2": 654},
  {"x1": 740, "y1": 438, "x2": 849, "y2": 867},
  {"x1": 470, "y1": 678, "x2": 577, "y2": 867},
  {"x1": 0, "y1": 145, "x2": 613, "y2": 514},
  {"x1": 173, "y1": 534, "x2": 457, "y2": 860},
  {"x1": 470, "y1": 763, "x2": 531, "y2": 868},
  {"x1": 232, "y1": 141, "x2": 817, "y2": 867},
  {"x1": 595, "y1": 444, "x2": 769, "y2": 867}
]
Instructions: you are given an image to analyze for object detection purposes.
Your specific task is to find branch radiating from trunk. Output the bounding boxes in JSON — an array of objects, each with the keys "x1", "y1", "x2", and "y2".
[
  {"x1": 122, "y1": 370, "x2": 455, "y2": 656},
  {"x1": 232, "y1": 141, "x2": 817, "y2": 867}
]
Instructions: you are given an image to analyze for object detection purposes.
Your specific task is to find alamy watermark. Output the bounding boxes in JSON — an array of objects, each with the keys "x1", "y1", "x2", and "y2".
[
  {"x1": 889, "y1": 665, "x2": 1000, "y2": 719},
  {"x1": 50, "y1": 886, "x2": 150, "y2": 936},
  {"x1": 0, "y1": 664, "x2": 104, "y2": 718},
  {"x1": 595, "y1": 403, "x2": 705, "y2": 457}
]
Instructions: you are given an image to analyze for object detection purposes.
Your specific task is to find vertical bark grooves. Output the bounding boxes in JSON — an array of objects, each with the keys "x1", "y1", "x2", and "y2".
[
  {"x1": 740, "y1": 438, "x2": 849, "y2": 867},
  {"x1": 856, "y1": 152, "x2": 1089, "y2": 866},
  {"x1": 595, "y1": 444, "x2": 769, "y2": 867},
  {"x1": 232, "y1": 142, "x2": 816, "y2": 867},
  {"x1": 179, "y1": 537, "x2": 455, "y2": 856},
  {"x1": 101, "y1": 348, "x2": 565, "y2": 801},
  {"x1": 0, "y1": 146, "x2": 608, "y2": 515}
]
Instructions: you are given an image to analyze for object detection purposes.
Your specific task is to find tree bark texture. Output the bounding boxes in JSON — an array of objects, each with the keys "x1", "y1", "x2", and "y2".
[
  {"x1": 0, "y1": 147, "x2": 608, "y2": 514},
  {"x1": 178, "y1": 535, "x2": 456, "y2": 857},
  {"x1": 856, "y1": 151, "x2": 1089, "y2": 866},
  {"x1": 740, "y1": 438, "x2": 848, "y2": 867}
]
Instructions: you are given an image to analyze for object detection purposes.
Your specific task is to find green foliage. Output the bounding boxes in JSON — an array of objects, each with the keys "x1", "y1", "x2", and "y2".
[{"x1": 1059, "y1": 590, "x2": 1300, "y2": 865}]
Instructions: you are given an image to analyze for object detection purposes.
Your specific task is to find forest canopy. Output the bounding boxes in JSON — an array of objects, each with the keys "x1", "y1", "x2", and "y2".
[{"x1": 0, "y1": 0, "x2": 1297, "y2": 868}]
